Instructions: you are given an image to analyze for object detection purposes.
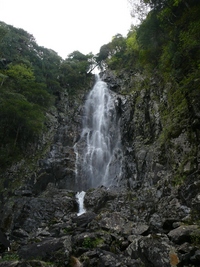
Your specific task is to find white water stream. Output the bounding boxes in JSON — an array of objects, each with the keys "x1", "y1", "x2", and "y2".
[
  {"x1": 81, "y1": 75, "x2": 122, "y2": 188},
  {"x1": 75, "y1": 75, "x2": 122, "y2": 213},
  {"x1": 76, "y1": 191, "x2": 86, "y2": 216}
]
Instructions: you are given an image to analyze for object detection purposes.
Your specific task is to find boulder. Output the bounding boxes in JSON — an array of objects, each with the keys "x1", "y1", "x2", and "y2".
[
  {"x1": 72, "y1": 212, "x2": 96, "y2": 228},
  {"x1": 18, "y1": 236, "x2": 71, "y2": 265},
  {"x1": 126, "y1": 234, "x2": 178, "y2": 267},
  {"x1": 168, "y1": 225, "x2": 198, "y2": 244},
  {"x1": 84, "y1": 186, "x2": 117, "y2": 212}
]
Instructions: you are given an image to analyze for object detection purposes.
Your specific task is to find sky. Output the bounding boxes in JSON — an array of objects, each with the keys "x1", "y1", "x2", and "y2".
[{"x1": 0, "y1": 0, "x2": 134, "y2": 59}]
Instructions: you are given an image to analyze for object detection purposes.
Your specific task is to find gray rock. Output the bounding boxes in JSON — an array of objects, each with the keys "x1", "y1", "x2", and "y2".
[
  {"x1": 18, "y1": 236, "x2": 70, "y2": 264},
  {"x1": 72, "y1": 212, "x2": 96, "y2": 227},
  {"x1": 132, "y1": 223, "x2": 149, "y2": 235},
  {"x1": 168, "y1": 225, "x2": 198, "y2": 244},
  {"x1": 0, "y1": 262, "x2": 19, "y2": 267},
  {"x1": 126, "y1": 234, "x2": 177, "y2": 267},
  {"x1": 98, "y1": 211, "x2": 126, "y2": 233},
  {"x1": 190, "y1": 249, "x2": 200, "y2": 263}
]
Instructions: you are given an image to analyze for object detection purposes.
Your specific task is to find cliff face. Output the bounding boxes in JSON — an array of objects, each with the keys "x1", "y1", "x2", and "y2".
[
  {"x1": 111, "y1": 69, "x2": 199, "y2": 215},
  {"x1": 103, "y1": 70, "x2": 199, "y2": 191},
  {"x1": 0, "y1": 71, "x2": 200, "y2": 267}
]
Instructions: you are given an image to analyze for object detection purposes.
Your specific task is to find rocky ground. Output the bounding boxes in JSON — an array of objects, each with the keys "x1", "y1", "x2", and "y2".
[{"x1": 0, "y1": 183, "x2": 200, "y2": 267}]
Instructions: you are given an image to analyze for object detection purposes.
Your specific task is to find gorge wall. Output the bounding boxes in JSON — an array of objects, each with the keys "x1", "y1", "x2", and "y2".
[{"x1": 0, "y1": 70, "x2": 200, "y2": 267}]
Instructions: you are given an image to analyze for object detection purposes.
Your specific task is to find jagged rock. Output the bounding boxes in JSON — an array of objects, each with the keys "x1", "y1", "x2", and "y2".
[
  {"x1": 101, "y1": 71, "x2": 121, "y2": 92},
  {"x1": 72, "y1": 212, "x2": 96, "y2": 228},
  {"x1": 132, "y1": 223, "x2": 149, "y2": 235},
  {"x1": 97, "y1": 211, "x2": 126, "y2": 233},
  {"x1": 35, "y1": 227, "x2": 51, "y2": 237},
  {"x1": 84, "y1": 186, "x2": 117, "y2": 212},
  {"x1": 14, "y1": 189, "x2": 33, "y2": 197},
  {"x1": 190, "y1": 249, "x2": 200, "y2": 264},
  {"x1": 168, "y1": 225, "x2": 199, "y2": 244},
  {"x1": 0, "y1": 262, "x2": 19, "y2": 267},
  {"x1": 12, "y1": 228, "x2": 29, "y2": 238},
  {"x1": 177, "y1": 242, "x2": 197, "y2": 265},
  {"x1": 2, "y1": 187, "x2": 77, "y2": 232},
  {"x1": 149, "y1": 213, "x2": 163, "y2": 232},
  {"x1": 126, "y1": 234, "x2": 178, "y2": 267},
  {"x1": 18, "y1": 236, "x2": 71, "y2": 264},
  {"x1": 80, "y1": 249, "x2": 142, "y2": 267}
]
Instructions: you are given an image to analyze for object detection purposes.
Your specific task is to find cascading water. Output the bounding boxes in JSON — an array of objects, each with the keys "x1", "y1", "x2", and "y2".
[
  {"x1": 76, "y1": 191, "x2": 86, "y2": 216},
  {"x1": 75, "y1": 75, "x2": 123, "y2": 191}
]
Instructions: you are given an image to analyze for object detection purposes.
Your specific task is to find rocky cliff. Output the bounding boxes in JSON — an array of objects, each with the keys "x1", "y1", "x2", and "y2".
[{"x1": 0, "y1": 70, "x2": 200, "y2": 267}]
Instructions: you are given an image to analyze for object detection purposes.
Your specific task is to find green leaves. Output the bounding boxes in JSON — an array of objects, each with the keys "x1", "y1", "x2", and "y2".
[
  {"x1": 0, "y1": 92, "x2": 44, "y2": 139},
  {"x1": 96, "y1": 34, "x2": 129, "y2": 71},
  {"x1": 59, "y1": 51, "x2": 93, "y2": 94},
  {"x1": 6, "y1": 63, "x2": 35, "y2": 91},
  {"x1": 0, "y1": 22, "x2": 96, "y2": 168},
  {"x1": 0, "y1": 90, "x2": 45, "y2": 167},
  {"x1": 6, "y1": 63, "x2": 35, "y2": 81}
]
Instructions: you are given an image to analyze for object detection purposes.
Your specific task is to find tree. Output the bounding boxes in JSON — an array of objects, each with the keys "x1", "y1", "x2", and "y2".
[
  {"x1": 128, "y1": 0, "x2": 150, "y2": 22},
  {"x1": 58, "y1": 51, "x2": 93, "y2": 94},
  {"x1": 0, "y1": 91, "x2": 45, "y2": 167},
  {"x1": 0, "y1": 22, "x2": 63, "y2": 168},
  {"x1": 135, "y1": 9, "x2": 167, "y2": 70},
  {"x1": 6, "y1": 63, "x2": 35, "y2": 84}
]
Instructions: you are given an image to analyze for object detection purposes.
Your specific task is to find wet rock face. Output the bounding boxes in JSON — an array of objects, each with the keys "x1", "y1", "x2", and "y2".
[
  {"x1": 32, "y1": 94, "x2": 83, "y2": 193},
  {"x1": 115, "y1": 82, "x2": 166, "y2": 189},
  {"x1": 103, "y1": 71, "x2": 199, "y2": 201}
]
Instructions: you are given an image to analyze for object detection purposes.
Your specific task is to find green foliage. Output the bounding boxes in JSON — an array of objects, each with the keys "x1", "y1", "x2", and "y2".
[
  {"x1": 126, "y1": 29, "x2": 139, "y2": 52},
  {"x1": 103, "y1": 0, "x2": 200, "y2": 125},
  {"x1": 172, "y1": 173, "x2": 186, "y2": 186},
  {"x1": 82, "y1": 237, "x2": 93, "y2": 248},
  {"x1": 136, "y1": 10, "x2": 164, "y2": 67},
  {"x1": 96, "y1": 34, "x2": 126, "y2": 69},
  {"x1": 191, "y1": 229, "x2": 200, "y2": 247},
  {"x1": 0, "y1": 90, "x2": 45, "y2": 167},
  {"x1": 95, "y1": 0, "x2": 200, "y2": 185},
  {"x1": 0, "y1": 252, "x2": 19, "y2": 261},
  {"x1": 127, "y1": 0, "x2": 200, "y2": 81},
  {"x1": 59, "y1": 51, "x2": 93, "y2": 94},
  {"x1": 0, "y1": 24, "x2": 8, "y2": 43},
  {"x1": 6, "y1": 63, "x2": 35, "y2": 82},
  {"x1": 0, "y1": 21, "x2": 95, "y2": 169},
  {"x1": 96, "y1": 31, "x2": 140, "y2": 72},
  {"x1": 82, "y1": 237, "x2": 103, "y2": 249}
]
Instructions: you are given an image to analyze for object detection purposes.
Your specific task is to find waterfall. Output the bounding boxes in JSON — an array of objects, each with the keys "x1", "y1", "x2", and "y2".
[
  {"x1": 75, "y1": 75, "x2": 122, "y2": 191},
  {"x1": 76, "y1": 191, "x2": 86, "y2": 216}
]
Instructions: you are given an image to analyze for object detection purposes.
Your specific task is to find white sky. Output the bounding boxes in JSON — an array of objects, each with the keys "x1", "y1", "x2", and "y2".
[{"x1": 0, "y1": 0, "x2": 134, "y2": 59}]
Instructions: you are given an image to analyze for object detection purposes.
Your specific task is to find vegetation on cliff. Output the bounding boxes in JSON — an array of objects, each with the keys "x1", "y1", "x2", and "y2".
[
  {"x1": 96, "y1": 0, "x2": 200, "y2": 182},
  {"x1": 0, "y1": 22, "x2": 94, "y2": 168}
]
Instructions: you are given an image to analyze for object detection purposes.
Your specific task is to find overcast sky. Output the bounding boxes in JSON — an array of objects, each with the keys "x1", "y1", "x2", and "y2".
[{"x1": 0, "y1": 0, "x2": 134, "y2": 59}]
